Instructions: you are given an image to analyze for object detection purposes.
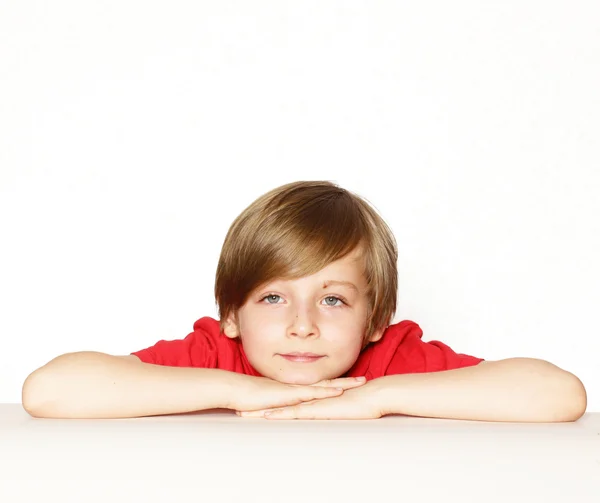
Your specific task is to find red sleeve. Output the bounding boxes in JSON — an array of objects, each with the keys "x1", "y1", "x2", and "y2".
[
  {"x1": 383, "y1": 321, "x2": 485, "y2": 376},
  {"x1": 130, "y1": 319, "x2": 218, "y2": 368},
  {"x1": 407, "y1": 338, "x2": 485, "y2": 373}
]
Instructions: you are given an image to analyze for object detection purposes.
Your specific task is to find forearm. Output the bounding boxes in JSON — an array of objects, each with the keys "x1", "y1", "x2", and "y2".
[
  {"x1": 22, "y1": 351, "x2": 234, "y2": 419},
  {"x1": 375, "y1": 358, "x2": 587, "y2": 423}
]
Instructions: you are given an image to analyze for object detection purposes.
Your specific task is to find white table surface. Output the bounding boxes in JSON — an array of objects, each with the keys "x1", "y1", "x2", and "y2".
[{"x1": 1, "y1": 404, "x2": 598, "y2": 503}]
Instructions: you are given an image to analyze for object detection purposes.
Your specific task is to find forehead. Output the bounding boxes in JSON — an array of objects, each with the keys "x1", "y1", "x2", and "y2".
[{"x1": 270, "y1": 248, "x2": 367, "y2": 290}]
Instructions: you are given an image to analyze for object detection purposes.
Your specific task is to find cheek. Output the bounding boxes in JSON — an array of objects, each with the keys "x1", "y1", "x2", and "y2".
[
  {"x1": 240, "y1": 326, "x2": 280, "y2": 351},
  {"x1": 327, "y1": 323, "x2": 365, "y2": 341},
  {"x1": 327, "y1": 332, "x2": 364, "y2": 359}
]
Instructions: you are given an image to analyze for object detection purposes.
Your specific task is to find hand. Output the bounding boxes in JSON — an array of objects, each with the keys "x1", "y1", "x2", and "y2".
[
  {"x1": 237, "y1": 380, "x2": 385, "y2": 420},
  {"x1": 226, "y1": 374, "x2": 368, "y2": 413}
]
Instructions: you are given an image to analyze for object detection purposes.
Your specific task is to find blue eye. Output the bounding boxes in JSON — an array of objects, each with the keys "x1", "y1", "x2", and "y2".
[
  {"x1": 263, "y1": 294, "x2": 281, "y2": 304},
  {"x1": 260, "y1": 294, "x2": 347, "y2": 307},
  {"x1": 323, "y1": 296, "x2": 345, "y2": 307}
]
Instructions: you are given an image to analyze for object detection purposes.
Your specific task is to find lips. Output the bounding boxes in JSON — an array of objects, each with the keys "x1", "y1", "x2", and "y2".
[
  {"x1": 281, "y1": 352, "x2": 323, "y2": 357},
  {"x1": 278, "y1": 352, "x2": 325, "y2": 363}
]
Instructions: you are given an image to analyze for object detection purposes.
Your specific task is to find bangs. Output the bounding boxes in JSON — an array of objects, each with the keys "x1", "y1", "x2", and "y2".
[{"x1": 258, "y1": 192, "x2": 368, "y2": 281}]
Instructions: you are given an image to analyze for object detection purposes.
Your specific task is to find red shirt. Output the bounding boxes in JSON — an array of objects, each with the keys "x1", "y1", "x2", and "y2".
[{"x1": 131, "y1": 317, "x2": 484, "y2": 379}]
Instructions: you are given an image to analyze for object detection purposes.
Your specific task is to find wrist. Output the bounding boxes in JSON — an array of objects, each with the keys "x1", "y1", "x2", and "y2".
[
  {"x1": 366, "y1": 375, "x2": 396, "y2": 416},
  {"x1": 215, "y1": 370, "x2": 255, "y2": 410},
  {"x1": 198, "y1": 368, "x2": 239, "y2": 410}
]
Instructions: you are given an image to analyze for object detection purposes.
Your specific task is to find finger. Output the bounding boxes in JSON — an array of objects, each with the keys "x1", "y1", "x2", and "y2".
[
  {"x1": 265, "y1": 400, "x2": 338, "y2": 420},
  {"x1": 298, "y1": 385, "x2": 344, "y2": 402},
  {"x1": 264, "y1": 404, "x2": 304, "y2": 420},
  {"x1": 310, "y1": 376, "x2": 366, "y2": 389},
  {"x1": 238, "y1": 397, "x2": 320, "y2": 418},
  {"x1": 239, "y1": 408, "x2": 278, "y2": 418}
]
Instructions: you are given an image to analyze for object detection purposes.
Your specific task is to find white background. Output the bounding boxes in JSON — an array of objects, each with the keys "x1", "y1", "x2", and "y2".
[{"x1": 1, "y1": 1, "x2": 598, "y2": 411}]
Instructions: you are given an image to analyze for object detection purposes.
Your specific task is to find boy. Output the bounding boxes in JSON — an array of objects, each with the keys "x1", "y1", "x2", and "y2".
[{"x1": 21, "y1": 181, "x2": 587, "y2": 422}]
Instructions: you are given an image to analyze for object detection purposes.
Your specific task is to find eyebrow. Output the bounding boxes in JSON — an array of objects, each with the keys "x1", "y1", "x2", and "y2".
[{"x1": 322, "y1": 280, "x2": 359, "y2": 293}]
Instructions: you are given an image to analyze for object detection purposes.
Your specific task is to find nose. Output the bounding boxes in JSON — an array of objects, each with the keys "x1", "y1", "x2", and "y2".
[{"x1": 287, "y1": 308, "x2": 319, "y2": 339}]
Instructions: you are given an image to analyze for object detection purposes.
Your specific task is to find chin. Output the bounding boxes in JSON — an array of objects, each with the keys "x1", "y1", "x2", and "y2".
[{"x1": 277, "y1": 373, "x2": 323, "y2": 385}]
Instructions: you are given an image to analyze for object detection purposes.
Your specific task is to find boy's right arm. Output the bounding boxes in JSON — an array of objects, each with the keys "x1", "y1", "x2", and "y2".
[
  {"x1": 21, "y1": 351, "x2": 236, "y2": 419},
  {"x1": 21, "y1": 351, "x2": 363, "y2": 419}
]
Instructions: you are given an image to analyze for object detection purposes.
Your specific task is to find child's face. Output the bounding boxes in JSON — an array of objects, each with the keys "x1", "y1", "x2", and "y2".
[{"x1": 223, "y1": 247, "x2": 385, "y2": 384}]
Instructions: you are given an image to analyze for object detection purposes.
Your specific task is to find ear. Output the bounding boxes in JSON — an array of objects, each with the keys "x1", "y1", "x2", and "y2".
[
  {"x1": 222, "y1": 314, "x2": 241, "y2": 339},
  {"x1": 366, "y1": 326, "x2": 386, "y2": 344}
]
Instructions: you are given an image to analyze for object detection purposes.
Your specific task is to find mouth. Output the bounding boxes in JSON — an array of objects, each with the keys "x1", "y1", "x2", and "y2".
[{"x1": 278, "y1": 353, "x2": 325, "y2": 363}]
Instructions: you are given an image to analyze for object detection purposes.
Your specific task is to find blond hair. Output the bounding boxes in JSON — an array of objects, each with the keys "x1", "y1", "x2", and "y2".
[{"x1": 214, "y1": 180, "x2": 398, "y2": 344}]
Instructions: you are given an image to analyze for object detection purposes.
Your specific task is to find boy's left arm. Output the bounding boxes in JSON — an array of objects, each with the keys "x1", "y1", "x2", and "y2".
[
  {"x1": 374, "y1": 357, "x2": 587, "y2": 422},
  {"x1": 240, "y1": 358, "x2": 587, "y2": 422}
]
